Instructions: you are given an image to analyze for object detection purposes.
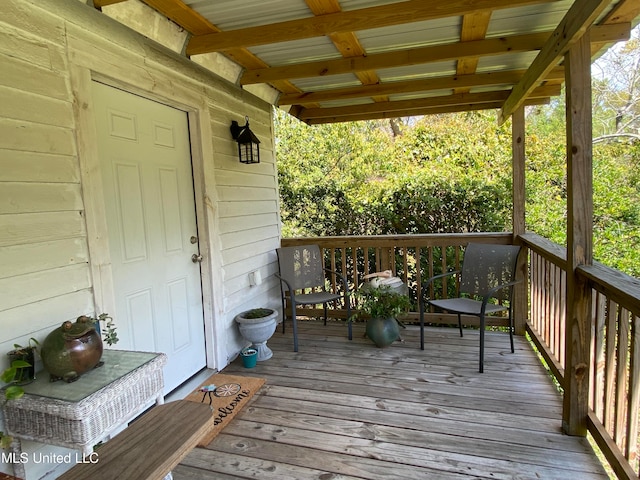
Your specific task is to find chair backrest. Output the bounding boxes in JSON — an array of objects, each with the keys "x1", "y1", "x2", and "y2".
[
  {"x1": 459, "y1": 243, "x2": 521, "y2": 300},
  {"x1": 276, "y1": 245, "x2": 325, "y2": 292}
]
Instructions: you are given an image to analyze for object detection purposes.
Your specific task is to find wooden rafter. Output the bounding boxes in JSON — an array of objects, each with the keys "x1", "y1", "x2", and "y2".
[
  {"x1": 299, "y1": 85, "x2": 561, "y2": 121},
  {"x1": 136, "y1": 0, "x2": 305, "y2": 98},
  {"x1": 499, "y1": 0, "x2": 615, "y2": 124},
  {"x1": 304, "y1": 0, "x2": 388, "y2": 103},
  {"x1": 454, "y1": 11, "x2": 492, "y2": 94},
  {"x1": 240, "y1": 24, "x2": 627, "y2": 86},
  {"x1": 307, "y1": 98, "x2": 550, "y2": 124},
  {"x1": 186, "y1": 0, "x2": 558, "y2": 55},
  {"x1": 278, "y1": 67, "x2": 565, "y2": 106},
  {"x1": 94, "y1": 0, "x2": 637, "y2": 121}
]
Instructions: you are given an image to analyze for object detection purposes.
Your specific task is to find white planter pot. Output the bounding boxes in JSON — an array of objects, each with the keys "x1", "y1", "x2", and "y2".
[{"x1": 234, "y1": 309, "x2": 278, "y2": 361}]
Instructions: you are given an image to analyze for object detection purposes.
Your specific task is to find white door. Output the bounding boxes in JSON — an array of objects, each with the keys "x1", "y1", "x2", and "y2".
[{"x1": 91, "y1": 81, "x2": 206, "y2": 393}]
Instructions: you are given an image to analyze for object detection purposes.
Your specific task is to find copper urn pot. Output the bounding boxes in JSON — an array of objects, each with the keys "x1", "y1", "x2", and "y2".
[{"x1": 41, "y1": 316, "x2": 103, "y2": 382}]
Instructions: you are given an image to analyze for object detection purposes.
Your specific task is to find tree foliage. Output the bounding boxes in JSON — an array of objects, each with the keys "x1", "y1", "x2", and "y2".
[{"x1": 275, "y1": 28, "x2": 640, "y2": 278}]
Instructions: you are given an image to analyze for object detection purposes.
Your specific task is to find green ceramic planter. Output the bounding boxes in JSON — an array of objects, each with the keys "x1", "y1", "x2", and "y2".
[{"x1": 365, "y1": 317, "x2": 400, "y2": 348}]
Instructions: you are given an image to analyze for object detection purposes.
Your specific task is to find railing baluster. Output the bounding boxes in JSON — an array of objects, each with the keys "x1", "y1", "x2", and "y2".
[
  {"x1": 521, "y1": 232, "x2": 640, "y2": 477},
  {"x1": 592, "y1": 291, "x2": 606, "y2": 418},
  {"x1": 626, "y1": 312, "x2": 640, "y2": 467},
  {"x1": 615, "y1": 307, "x2": 630, "y2": 451}
]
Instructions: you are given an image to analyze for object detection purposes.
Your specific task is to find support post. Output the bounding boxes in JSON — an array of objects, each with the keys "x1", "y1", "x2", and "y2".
[
  {"x1": 562, "y1": 31, "x2": 593, "y2": 436},
  {"x1": 512, "y1": 106, "x2": 527, "y2": 335}
]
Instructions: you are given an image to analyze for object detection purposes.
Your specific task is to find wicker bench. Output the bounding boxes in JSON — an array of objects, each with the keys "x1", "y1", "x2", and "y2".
[{"x1": 58, "y1": 400, "x2": 214, "y2": 480}]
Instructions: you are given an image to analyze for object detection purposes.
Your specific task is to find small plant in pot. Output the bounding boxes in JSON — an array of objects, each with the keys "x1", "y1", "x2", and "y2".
[
  {"x1": 5, "y1": 338, "x2": 39, "y2": 386},
  {"x1": 355, "y1": 285, "x2": 412, "y2": 348},
  {"x1": 1, "y1": 338, "x2": 39, "y2": 449},
  {"x1": 89, "y1": 313, "x2": 119, "y2": 346}
]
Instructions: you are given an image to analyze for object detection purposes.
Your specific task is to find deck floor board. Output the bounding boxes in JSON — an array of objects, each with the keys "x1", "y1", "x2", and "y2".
[{"x1": 175, "y1": 321, "x2": 608, "y2": 479}]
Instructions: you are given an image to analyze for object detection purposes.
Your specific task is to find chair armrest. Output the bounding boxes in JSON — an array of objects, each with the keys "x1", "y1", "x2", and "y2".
[
  {"x1": 479, "y1": 279, "x2": 522, "y2": 312},
  {"x1": 323, "y1": 268, "x2": 350, "y2": 296},
  {"x1": 420, "y1": 270, "x2": 460, "y2": 300},
  {"x1": 274, "y1": 273, "x2": 297, "y2": 300},
  {"x1": 419, "y1": 270, "x2": 460, "y2": 314}
]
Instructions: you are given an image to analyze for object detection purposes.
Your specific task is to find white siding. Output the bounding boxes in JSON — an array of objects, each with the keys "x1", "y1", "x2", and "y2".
[{"x1": 0, "y1": 0, "x2": 281, "y2": 477}]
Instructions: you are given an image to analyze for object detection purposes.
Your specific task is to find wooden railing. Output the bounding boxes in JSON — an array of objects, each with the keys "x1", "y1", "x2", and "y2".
[
  {"x1": 281, "y1": 232, "x2": 514, "y2": 326},
  {"x1": 521, "y1": 232, "x2": 640, "y2": 480},
  {"x1": 282, "y1": 232, "x2": 640, "y2": 479}
]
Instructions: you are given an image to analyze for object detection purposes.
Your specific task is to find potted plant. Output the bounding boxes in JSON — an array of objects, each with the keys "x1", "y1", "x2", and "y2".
[
  {"x1": 1, "y1": 339, "x2": 38, "y2": 449},
  {"x1": 234, "y1": 308, "x2": 278, "y2": 361},
  {"x1": 6, "y1": 338, "x2": 39, "y2": 386},
  {"x1": 89, "y1": 313, "x2": 119, "y2": 346},
  {"x1": 356, "y1": 284, "x2": 412, "y2": 348}
]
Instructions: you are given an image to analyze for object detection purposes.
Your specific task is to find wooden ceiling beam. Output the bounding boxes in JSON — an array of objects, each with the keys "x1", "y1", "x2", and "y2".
[
  {"x1": 136, "y1": 0, "x2": 307, "y2": 102},
  {"x1": 240, "y1": 24, "x2": 627, "y2": 85},
  {"x1": 140, "y1": 0, "x2": 218, "y2": 36},
  {"x1": 306, "y1": 98, "x2": 550, "y2": 124},
  {"x1": 499, "y1": 0, "x2": 614, "y2": 124},
  {"x1": 278, "y1": 67, "x2": 565, "y2": 105},
  {"x1": 186, "y1": 0, "x2": 558, "y2": 55},
  {"x1": 299, "y1": 85, "x2": 561, "y2": 120},
  {"x1": 591, "y1": 0, "x2": 639, "y2": 55},
  {"x1": 305, "y1": 0, "x2": 387, "y2": 102},
  {"x1": 454, "y1": 11, "x2": 492, "y2": 94}
]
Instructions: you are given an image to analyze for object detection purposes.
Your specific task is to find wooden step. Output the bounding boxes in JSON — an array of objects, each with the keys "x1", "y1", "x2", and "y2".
[{"x1": 59, "y1": 400, "x2": 213, "y2": 480}]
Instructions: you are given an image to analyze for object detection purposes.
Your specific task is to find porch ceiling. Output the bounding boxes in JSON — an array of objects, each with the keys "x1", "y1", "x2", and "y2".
[{"x1": 95, "y1": 0, "x2": 640, "y2": 124}]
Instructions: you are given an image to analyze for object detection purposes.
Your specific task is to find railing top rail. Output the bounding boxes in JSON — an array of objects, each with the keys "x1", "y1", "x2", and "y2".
[
  {"x1": 282, "y1": 232, "x2": 513, "y2": 248},
  {"x1": 579, "y1": 263, "x2": 640, "y2": 315},
  {"x1": 521, "y1": 232, "x2": 640, "y2": 315},
  {"x1": 519, "y1": 232, "x2": 568, "y2": 269}
]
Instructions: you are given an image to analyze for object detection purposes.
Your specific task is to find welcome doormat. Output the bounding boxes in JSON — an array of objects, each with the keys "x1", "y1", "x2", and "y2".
[{"x1": 183, "y1": 373, "x2": 265, "y2": 446}]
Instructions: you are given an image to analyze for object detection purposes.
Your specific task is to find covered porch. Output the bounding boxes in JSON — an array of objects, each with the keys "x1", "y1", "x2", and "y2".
[
  {"x1": 258, "y1": 233, "x2": 640, "y2": 478},
  {"x1": 2, "y1": 0, "x2": 640, "y2": 479},
  {"x1": 176, "y1": 320, "x2": 608, "y2": 479}
]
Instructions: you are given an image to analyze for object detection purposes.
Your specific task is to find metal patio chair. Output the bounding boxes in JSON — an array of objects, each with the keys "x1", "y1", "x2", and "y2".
[
  {"x1": 276, "y1": 244, "x2": 351, "y2": 352},
  {"x1": 419, "y1": 243, "x2": 521, "y2": 372}
]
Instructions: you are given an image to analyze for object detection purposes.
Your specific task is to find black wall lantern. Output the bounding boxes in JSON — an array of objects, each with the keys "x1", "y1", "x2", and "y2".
[{"x1": 230, "y1": 116, "x2": 260, "y2": 164}]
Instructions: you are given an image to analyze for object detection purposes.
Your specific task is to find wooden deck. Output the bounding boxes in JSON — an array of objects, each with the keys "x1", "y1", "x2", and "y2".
[{"x1": 174, "y1": 321, "x2": 609, "y2": 480}]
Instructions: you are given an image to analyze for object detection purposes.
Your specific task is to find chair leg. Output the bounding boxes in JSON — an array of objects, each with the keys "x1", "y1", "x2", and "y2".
[
  {"x1": 457, "y1": 313, "x2": 463, "y2": 337},
  {"x1": 479, "y1": 314, "x2": 485, "y2": 373},
  {"x1": 281, "y1": 296, "x2": 287, "y2": 334},
  {"x1": 347, "y1": 301, "x2": 352, "y2": 341},
  {"x1": 323, "y1": 304, "x2": 328, "y2": 326},
  {"x1": 509, "y1": 314, "x2": 515, "y2": 353},
  {"x1": 291, "y1": 305, "x2": 299, "y2": 352},
  {"x1": 419, "y1": 301, "x2": 425, "y2": 350}
]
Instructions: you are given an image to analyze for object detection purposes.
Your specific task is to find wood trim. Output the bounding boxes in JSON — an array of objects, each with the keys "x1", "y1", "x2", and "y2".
[
  {"x1": 69, "y1": 65, "x2": 117, "y2": 318},
  {"x1": 499, "y1": 0, "x2": 613, "y2": 124},
  {"x1": 186, "y1": 0, "x2": 556, "y2": 54}
]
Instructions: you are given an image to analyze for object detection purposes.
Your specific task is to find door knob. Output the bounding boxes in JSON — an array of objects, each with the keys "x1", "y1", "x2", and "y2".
[{"x1": 191, "y1": 254, "x2": 203, "y2": 263}]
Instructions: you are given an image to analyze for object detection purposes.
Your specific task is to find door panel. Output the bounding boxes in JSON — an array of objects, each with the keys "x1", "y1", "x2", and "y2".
[{"x1": 91, "y1": 81, "x2": 206, "y2": 393}]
